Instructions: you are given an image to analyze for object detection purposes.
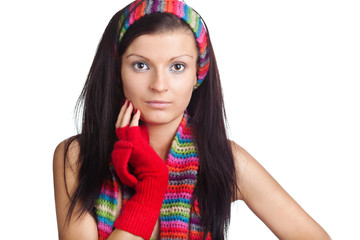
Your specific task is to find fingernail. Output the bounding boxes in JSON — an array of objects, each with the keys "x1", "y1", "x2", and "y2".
[
  {"x1": 121, "y1": 99, "x2": 126, "y2": 106},
  {"x1": 135, "y1": 109, "x2": 138, "y2": 114},
  {"x1": 127, "y1": 100, "x2": 131, "y2": 107}
]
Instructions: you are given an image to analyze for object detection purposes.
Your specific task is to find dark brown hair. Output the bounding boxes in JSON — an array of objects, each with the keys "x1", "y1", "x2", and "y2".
[{"x1": 64, "y1": 7, "x2": 238, "y2": 240}]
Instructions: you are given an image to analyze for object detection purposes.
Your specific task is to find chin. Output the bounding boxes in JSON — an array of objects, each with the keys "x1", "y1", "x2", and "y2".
[{"x1": 140, "y1": 111, "x2": 184, "y2": 126}]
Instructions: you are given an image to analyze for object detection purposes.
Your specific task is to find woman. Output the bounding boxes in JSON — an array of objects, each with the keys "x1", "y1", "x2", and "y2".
[{"x1": 53, "y1": 0, "x2": 331, "y2": 239}]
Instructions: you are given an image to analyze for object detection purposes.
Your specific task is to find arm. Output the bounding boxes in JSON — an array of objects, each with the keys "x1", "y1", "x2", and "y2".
[
  {"x1": 53, "y1": 139, "x2": 98, "y2": 240},
  {"x1": 111, "y1": 100, "x2": 168, "y2": 240},
  {"x1": 53, "y1": 140, "x2": 143, "y2": 240},
  {"x1": 231, "y1": 141, "x2": 331, "y2": 240}
]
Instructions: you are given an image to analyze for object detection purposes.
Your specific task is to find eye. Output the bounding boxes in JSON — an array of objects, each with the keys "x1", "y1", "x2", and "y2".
[
  {"x1": 170, "y1": 63, "x2": 186, "y2": 72},
  {"x1": 132, "y1": 61, "x2": 149, "y2": 72}
]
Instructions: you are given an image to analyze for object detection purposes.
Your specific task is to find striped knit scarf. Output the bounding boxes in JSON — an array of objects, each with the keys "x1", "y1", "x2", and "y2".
[{"x1": 95, "y1": 113, "x2": 212, "y2": 240}]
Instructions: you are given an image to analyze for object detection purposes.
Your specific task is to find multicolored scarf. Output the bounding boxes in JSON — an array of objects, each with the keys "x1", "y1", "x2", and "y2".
[{"x1": 95, "y1": 113, "x2": 211, "y2": 240}]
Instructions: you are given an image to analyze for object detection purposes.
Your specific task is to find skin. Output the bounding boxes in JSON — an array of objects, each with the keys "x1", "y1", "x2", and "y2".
[
  {"x1": 120, "y1": 30, "x2": 198, "y2": 161},
  {"x1": 53, "y1": 30, "x2": 331, "y2": 240}
]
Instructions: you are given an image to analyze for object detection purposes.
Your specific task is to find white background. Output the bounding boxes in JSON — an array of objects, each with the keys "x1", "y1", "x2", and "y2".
[{"x1": 1, "y1": 0, "x2": 359, "y2": 239}]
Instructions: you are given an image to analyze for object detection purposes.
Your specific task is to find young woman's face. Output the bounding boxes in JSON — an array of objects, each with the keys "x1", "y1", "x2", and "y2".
[{"x1": 121, "y1": 30, "x2": 198, "y2": 126}]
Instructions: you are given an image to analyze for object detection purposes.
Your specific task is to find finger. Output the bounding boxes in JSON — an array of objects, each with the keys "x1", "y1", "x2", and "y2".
[
  {"x1": 120, "y1": 101, "x2": 134, "y2": 128},
  {"x1": 130, "y1": 109, "x2": 141, "y2": 127},
  {"x1": 115, "y1": 99, "x2": 128, "y2": 128}
]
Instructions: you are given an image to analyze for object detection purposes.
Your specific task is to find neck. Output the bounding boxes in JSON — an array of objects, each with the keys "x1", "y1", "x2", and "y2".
[{"x1": 146, "y1": 115, "x2": 183, "y2": 161}]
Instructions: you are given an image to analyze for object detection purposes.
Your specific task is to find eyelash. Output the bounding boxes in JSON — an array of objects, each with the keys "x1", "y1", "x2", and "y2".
[
  {"x1": 132, "y1": 61, "x2": 149, "y2": 72},
  {"x1": 170, "y1": 63, "x2": 186, "y2": 73},
  {"x1": 131, "y1": 61, "x2": 187, "y2": 73}
]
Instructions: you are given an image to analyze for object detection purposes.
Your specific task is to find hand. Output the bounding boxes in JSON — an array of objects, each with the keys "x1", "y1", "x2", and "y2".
[
  {"x1": 111, "y1": 99, "x2": 169, "y2": 240},
  {"x1": 111, "y1": 99, "x2": 146, "y2": 187},
  {"x1": 114, "y1": 99, "x2": 141, "y2": 129}
]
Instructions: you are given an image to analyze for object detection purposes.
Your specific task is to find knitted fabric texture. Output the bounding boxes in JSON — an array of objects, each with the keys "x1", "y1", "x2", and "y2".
[
  {"x1": 95, "y1": 113, "x2": 211, "y2": 240},
  {"x1": 117, "y1": 0, "x2": 210, "y2": 87}
]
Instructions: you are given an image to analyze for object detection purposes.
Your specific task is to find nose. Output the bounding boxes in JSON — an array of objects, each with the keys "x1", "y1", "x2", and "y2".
[{"x1": 149, "y1": 68, "x2": 169, "y2": 93}]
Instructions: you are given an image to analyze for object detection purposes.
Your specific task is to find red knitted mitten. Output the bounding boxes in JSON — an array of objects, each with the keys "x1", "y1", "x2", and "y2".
[{"x1": 111, "y1": 125, "x2": 169, "y2": 240}]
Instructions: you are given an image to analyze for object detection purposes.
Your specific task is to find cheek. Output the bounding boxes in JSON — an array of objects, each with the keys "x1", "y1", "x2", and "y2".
[
  {"x1": 175, "y1": 79, "x2": 196, "y2": 107},
  {"x1": 121, "y1": 68, "x2": 139, "y2": 100},
  {"x1": 122, "y1": 79, "x2": 134, "y2": 99}
]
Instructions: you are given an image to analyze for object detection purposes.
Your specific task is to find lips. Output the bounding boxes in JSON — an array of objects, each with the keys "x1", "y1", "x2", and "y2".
[{"x1": 146, "y1": 100, "x2": 171, "y2": 109}]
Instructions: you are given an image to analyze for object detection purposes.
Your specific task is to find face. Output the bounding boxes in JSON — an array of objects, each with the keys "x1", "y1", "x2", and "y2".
[{"x1": 121, "y1": 30, "x2": 198, "y2": 126}]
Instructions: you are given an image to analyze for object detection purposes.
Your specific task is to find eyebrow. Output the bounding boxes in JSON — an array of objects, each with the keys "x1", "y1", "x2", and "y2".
[
  {"x1": 125, "y1": 54, "x2": 150, "y2": 61},
  {"x1": 125, "y1": 54, "x2": 194, "y2": 61}
]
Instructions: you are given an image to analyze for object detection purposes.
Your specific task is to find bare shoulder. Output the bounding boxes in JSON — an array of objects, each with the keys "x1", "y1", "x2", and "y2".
[
  {"x1": 53, "y1": 137, "x2": 98, "y2": 240},
  {"x1": 229, "y1": 140, "x2": 253, "y2": 166},
  {"x1": 53, "y1": 137, "x2": 82, "y2": 198},
  {"x1": 53, "y1": 137, "x2": 80, "y2": 174},
  {"x1": 228, "y1": 140, "x2": 258, "y2": 200},
  {"x1": 229, "y1": 140, "x2": 290, "y2": 201},
  {"x1": 228, "y1": 140, "x2": 331, "y2": 239}
]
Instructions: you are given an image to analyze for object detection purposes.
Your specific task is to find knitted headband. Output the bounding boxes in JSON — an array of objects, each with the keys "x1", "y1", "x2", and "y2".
[{"x1": 117, "y1": 0, "x2": 210, "y2": 87}]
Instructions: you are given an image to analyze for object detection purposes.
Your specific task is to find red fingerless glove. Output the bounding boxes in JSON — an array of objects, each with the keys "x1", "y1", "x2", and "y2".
[
  {"x1": 111, "y1": 125, "x2": 169, "y2": 240},
  {"x1": 111, "y1": 125, "x2": 149, "y2": 187}
]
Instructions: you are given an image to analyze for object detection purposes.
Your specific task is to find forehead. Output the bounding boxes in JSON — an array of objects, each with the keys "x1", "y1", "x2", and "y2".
[{"x1": 123, "y1": 31, "x2": 198, "y2": 58}]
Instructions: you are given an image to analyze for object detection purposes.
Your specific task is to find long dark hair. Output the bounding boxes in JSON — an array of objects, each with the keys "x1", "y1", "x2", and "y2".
[{"x1": 64, "y1": 5, "x2": 239, "y2": 240}]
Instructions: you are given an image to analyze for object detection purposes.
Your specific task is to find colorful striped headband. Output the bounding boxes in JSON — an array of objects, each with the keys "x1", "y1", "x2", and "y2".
[{"x1": 117, "y1": 0, "x2": 210, "y2": 87}]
